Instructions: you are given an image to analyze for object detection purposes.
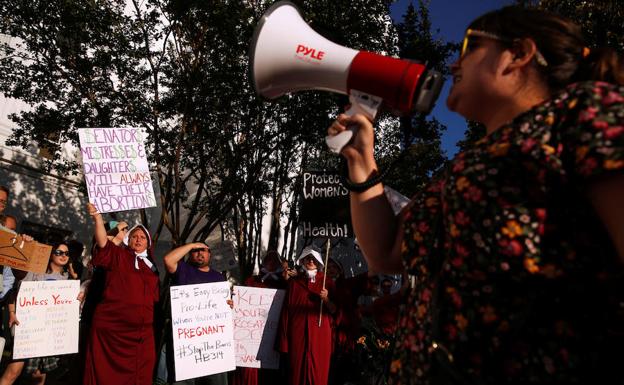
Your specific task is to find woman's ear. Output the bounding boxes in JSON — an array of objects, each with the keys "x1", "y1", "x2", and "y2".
[{"x1": 507, "y1": 38, "x2": 542, "y2": 70}]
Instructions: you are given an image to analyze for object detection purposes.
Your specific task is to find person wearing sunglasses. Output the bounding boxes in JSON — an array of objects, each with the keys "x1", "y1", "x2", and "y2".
[
  {"x1": 0, "y1": 242, "x2": 78, "y2": 385},
  {"x1": 328, "y1": 5, "x2": 623, "y2": 385}
]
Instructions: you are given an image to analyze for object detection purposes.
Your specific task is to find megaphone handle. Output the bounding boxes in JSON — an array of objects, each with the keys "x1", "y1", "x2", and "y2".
[
  {"x1": 325, "y1": 128, "x2": 355, "y2": 154},
  {"x1": 325, "y1": 92, "x2": 380, "y2": 154}
]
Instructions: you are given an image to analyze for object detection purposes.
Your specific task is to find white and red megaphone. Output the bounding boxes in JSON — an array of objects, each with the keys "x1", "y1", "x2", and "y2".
[{"x1": 250, "y1": 1, "x2": 444, "y2": 153}]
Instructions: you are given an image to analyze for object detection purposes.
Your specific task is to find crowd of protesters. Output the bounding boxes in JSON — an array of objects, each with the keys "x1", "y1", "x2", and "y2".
[
  {"x1": 0, "y1": 0, "x2": 622, "y2": 383},
  {"x1": 0, "y1": 186, "x2": 400, "y2": 385}
]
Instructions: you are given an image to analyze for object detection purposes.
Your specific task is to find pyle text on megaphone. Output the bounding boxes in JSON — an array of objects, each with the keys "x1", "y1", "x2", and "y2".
[{"x1": 249, "y1": 1, "x2": 444, "y2": 153}]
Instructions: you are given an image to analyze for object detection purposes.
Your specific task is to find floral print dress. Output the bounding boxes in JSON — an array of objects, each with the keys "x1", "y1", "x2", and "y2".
[{"x1": 390, "y1": 81, "x2": 624, "y2": 384}]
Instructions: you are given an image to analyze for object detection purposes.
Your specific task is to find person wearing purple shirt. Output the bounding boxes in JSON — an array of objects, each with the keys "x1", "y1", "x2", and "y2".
[{"x1": 163, "y1": 242, "x2": 230, "y2": 385}]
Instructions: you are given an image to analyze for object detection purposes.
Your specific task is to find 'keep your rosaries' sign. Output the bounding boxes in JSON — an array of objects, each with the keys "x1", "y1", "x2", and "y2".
[{"x1": 300, "y1": 170, "x2": 352, "y2": 238}]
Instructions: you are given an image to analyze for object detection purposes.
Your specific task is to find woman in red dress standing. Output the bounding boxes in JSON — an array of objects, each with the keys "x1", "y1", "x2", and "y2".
[{"x1": 83, "y1": 203, "x2": 160, "y2": 385}]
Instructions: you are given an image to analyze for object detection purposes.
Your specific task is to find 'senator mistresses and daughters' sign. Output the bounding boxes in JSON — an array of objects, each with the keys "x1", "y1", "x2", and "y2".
[{"x1": 78, "y1": 127, "x2": 157, "y2": 214}]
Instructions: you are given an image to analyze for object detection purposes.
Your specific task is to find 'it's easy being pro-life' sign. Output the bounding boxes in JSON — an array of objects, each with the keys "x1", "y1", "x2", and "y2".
[
  {"x1": 78, "y1": 127, "x2": 157, "y2": 214},
  {"x1": 170, "y1": 282, "x2": 235, "y2": 381}
]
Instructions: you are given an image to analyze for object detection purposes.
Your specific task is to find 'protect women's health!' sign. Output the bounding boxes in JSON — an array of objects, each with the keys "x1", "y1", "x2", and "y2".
[
  {"x1": 78, "y1": 127, "x2": 157, "y2": 213},
  {"x1": 13, "y1": 280, "x2": 80, "y2": 359},
  {"x1": 170, "y1": 281, "x2": 235, "y2": 381}
]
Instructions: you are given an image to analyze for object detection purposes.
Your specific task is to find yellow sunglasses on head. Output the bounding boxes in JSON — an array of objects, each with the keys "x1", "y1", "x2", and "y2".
[{"x1": 460, "y1": 28, "x2": 548, "y2": 67}]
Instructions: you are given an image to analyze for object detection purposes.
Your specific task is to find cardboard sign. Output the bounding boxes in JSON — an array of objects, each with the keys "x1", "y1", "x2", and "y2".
[
  {"x1": 210, "y1": 241, "x2": 237, "y2": 272},
  {"x1": 299, "y1": 171, "x2": 352, "y2": 238},
  {"x1": 170, "y1": 282, "x2": 235, "y2": 381},
  {"x1": 232, "y1": 286, "x2": 285, "y2": 369},
  {"x1": 13, "y1": 280, "x2": 80, "y2": 359},
  {"x1": 78, "y1": 127, "x2": 157, "y2": 213},
  {"x1": 0, "y1": 228, "x2": 52, "y2": 273}
]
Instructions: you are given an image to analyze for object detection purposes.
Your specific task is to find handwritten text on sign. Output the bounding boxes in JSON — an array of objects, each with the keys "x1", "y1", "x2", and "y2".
[
  {"x1": 14, "y1": 280, "x2": 80, "y2": 359},
  {"x1": 233, "y1": 286, "x2": 285, "y2": 369},
  {"x1": 78, "y1": 127, "x2": 156, "y2": 213},
  {"x1": 300, "y1": 171, "x2": 352, "y2": 238},
  {"x1": 170, "y1": 282, "x2": 235, "y2": 381}
]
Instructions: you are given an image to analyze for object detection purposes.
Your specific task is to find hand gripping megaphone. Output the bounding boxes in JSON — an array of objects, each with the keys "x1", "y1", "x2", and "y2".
[{"x1": 250, "y1": 1, "x2": 444, "y2": 153}]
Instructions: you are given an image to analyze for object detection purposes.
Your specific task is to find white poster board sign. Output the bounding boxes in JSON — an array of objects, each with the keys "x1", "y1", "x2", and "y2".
[
  {"x1": 78, "y1": 127, "x2": 157, "y2": 213},
  {"x1": 13, "y1": 280, "x2": 80, "y2": 359},
  {"x1": 233, "y1": 286, "x2": 285, "y2": 369},
  {"x1": 170, "y1": 282, "x2": 235, "y2": 381}
]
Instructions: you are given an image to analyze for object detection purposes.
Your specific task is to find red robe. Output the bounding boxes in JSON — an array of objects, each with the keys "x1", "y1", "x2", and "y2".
[
  {"x1": 232, "y1": 275, "x2": 286, "y2": 385},
  {"x1": 371, "y1": 292, "x2": 402, "y2": 335},
  {"x1": 333, "y1": 273, "x2": 369, "y2": 354},
  {"x1": 277, "y1": 272, "x2": 335, "y2": 385},
  {"x1": 83, "y1": 241, "x2": 160, "y2": 385}
]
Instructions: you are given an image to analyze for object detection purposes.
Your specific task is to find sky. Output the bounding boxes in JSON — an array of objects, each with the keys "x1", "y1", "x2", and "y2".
[{"x1": 388, "y1": 0, "x2": 515, "y2": 157}]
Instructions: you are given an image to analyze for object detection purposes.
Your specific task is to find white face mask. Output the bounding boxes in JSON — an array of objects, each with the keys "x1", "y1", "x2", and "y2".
[{"x1": 306, "y1": 269, "x2": 318, "y2": 282}]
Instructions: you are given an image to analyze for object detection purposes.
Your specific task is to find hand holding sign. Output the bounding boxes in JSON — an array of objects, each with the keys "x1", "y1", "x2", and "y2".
[
  {"x1": 170, "y1": 282, "x2": 235, "y2": 381},
  {"x1": 0, "y1": 229, "x2": 52, "y2": 273},
  {"x1": 232, "y1": 286, "x2": 285, "y2": 369},
  {"x1": 87, "y1": 202, "x2": 100, "y2": 218},
  {"x1": 13, "y1": 280, "x2": 80, "y2": 359}
]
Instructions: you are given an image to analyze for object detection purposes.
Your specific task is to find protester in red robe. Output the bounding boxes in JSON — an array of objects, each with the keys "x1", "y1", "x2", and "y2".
[
  {"x1": 330, "y1": 268, "x2": 372, "y2": 385},
  {"x1": 83, "y1": 203, "x2": 160, "y2": 385},
  {"x1": 369, "y1": 275, "x2": 407, "y2": 336},
  {"x1": 232, "y1": 250, "x2": 288, "y2": 385},
  {"x1": 277, "y1": 246, "x2": 336, "y2": 385}
]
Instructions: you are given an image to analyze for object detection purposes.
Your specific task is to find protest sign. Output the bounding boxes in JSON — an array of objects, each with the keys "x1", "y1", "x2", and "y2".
[
  {"x1": 13, "y1": 280, "x2": 80, "y2": 359},
  {"x1": 0, "y1": 228, "x2": 52, "y2": 273},
  {"x1": 329, "y1": 238, "x2": 368, "y2": 278},
  {"x1": 170, "y1": 282, "x2": 235, "y2": 381},
  {"x1": 210, "y1": 241, "x2": 237, "y2": 272},
  {"x1": 300, "y1": 170, "x2": 352, "y2": 238},
  {"x1": 232, "y1": 286, "x2": 285, "y2": 369},
  {"x1": 78, "y1": 127, "x2": 157, "y2": 213}
]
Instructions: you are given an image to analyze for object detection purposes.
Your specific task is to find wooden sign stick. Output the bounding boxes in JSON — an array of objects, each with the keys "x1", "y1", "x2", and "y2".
[{"x1": 318, "y1": 239, "x2": 331, "y2": 327}]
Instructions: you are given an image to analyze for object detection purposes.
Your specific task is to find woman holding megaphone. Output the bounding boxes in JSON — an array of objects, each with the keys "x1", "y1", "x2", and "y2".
[{"x1": 328, "y1": 6, "x2": 624, "y2": 385}]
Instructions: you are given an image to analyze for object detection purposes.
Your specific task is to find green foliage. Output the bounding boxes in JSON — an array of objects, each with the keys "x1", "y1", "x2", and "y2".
[
  {"x1": 0, "y1": 0, "x2": 456, "y2": 279},
  {"x1": 536, "y1": 0, "x2": 623, "y2": 52},
  {"x1": 456, "y1": 120, "x2": 486, "y2": 153},
  {"x1": 352, "y1": 317, "x2": 395, "y2": 385},
  {"x1": 0, "y1": 0, "x2": 292, "y2": 252},
  {"x1": 380, "y1": 1, "x2": 456, "y2": 197}
]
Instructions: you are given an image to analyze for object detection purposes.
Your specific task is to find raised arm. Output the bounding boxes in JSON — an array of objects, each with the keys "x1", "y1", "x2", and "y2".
[
  {"x1": 87, "y1": 203, "x2": 107, "y2": 249},
  {"x1": 328, "y1": 113, "x2": 403, "y2": 273},
  {"x1": 163, "y1": 242, "x2": 207, "y2": 274}
]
